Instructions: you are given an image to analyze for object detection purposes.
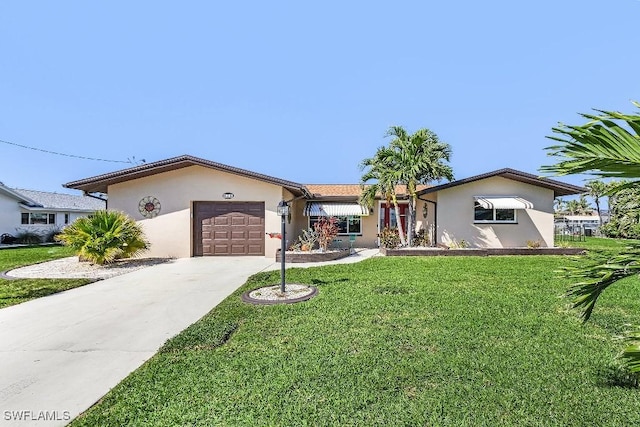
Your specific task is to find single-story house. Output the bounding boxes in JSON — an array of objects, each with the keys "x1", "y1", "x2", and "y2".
[
  {"x1": 0, "y1": 182, "x2": 106, "y2": 239},
  {"x1": 64, "y1": 155, "x2": 585, "y2": 258}
]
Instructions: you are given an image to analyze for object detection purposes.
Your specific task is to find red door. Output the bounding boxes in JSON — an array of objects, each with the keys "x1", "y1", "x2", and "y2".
[{"x1": 380, "y1": 203, "x2": 408, "y2": 232}]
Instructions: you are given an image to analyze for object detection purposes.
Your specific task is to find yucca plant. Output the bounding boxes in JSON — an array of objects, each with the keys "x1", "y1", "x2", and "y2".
[
  {"x1": 542, "y1": 101, "x2": 640, "y2": 382},
  {"x1": 56, "y1": 210, "x2": 149, "y2": 265}
]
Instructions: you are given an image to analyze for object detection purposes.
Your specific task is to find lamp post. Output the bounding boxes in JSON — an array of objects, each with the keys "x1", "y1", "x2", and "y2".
[{"x1": 276, "y1": 200, "x2": 289, "y2": 293}]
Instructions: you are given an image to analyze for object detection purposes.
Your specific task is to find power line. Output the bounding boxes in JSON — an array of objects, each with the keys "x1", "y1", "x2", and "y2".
[{"x1": 1, "y1": 138, "x2": 139, "y2": 164}]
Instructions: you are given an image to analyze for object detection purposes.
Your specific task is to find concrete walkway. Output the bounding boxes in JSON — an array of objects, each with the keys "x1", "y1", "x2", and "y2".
[{"x1": 0, "y1": 250, "x2": 378, "y2": 426}]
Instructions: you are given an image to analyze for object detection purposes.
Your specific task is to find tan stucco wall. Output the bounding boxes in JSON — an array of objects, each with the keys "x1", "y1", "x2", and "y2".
[
  {"x1": 435, "y1": 176, "x2": 554, "y2": 248},
  {"x1": 107, "y1": 165, "x2": 287, "y2": 258}
]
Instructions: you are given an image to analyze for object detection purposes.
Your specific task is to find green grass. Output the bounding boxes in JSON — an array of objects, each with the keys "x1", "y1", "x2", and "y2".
[
  {"x1": 563, "y1": 236, "x2": 640, "y2": 251},
  {"x1": 0, "y1": 246, "x2": 91, "y2": 308},
  {"x1": 73, "y1": 255, "x2": 640, "y2": 426}
]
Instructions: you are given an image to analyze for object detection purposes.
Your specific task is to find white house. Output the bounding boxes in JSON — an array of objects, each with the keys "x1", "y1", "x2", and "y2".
[{"x1": 0, "y1": 182, "x2": 106, "y2": 241}]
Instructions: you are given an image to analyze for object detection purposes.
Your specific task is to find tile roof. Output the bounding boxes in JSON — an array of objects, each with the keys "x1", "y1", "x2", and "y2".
[
  {"x1": 305, "y1": 184, "x2": 428, "y2": 198},
  {"x1": 12, "y1": 188, "x2": 105, "y2": 211}
]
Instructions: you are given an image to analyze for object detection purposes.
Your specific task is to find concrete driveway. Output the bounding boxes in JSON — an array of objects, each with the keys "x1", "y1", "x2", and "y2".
[
  {"x1": 0, "y1": 249, "x2": 379, "y2": 426},
  {"x1": 0, "y1": 256, "x2": 275, "y2": 427}
]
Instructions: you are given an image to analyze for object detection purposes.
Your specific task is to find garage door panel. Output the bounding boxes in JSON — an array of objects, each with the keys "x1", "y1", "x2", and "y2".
[
  {"x1": 231, "y1": 216, "x2": 247, "y2": 226},
  {"x1": 247, "y1": 245, "x2": 263, "y2": 254},
  {"x1": 231, "y1": 231, "x2": 246, "y2": 240},
  {"x1": 214, "y1": 231, "x2": 229, "y2": 239},
  {"x1": 247, "y1": 231, "x2": 263, "y2": 240},
  {"x1": 214, "y1": 245, "x2": 230, "y2": 255},
  {"x1": 194, "y1": 201, "x2": 265, "y2": 256},
  {"x1": 214, "y1": 217, "x2": 230, "y2": 226}
]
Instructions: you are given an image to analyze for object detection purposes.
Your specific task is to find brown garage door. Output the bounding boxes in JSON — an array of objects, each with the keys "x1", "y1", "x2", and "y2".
[{"x1": 193, "y1": 201, "x2": 265, "y2": 256}]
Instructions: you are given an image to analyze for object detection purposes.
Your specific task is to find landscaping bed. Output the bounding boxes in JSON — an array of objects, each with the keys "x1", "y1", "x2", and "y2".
[
  {"x1": 380, "y1": 247, "x2": 586, "y2": 256},
  {"x1": 275, "y1": 248, "x2": 351, "y2": 263}
]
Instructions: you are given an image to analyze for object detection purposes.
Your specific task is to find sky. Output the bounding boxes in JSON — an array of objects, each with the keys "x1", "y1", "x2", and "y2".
[{"x1": 1, "y1": 1, "x2": 639, "y2": 198}]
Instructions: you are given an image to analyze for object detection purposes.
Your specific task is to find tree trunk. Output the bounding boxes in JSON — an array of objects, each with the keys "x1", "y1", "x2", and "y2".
[
  {"x1": 595, "y1": 198, "x2": 602, "y2": 226},
  {"x1": 392, "y1": 196, "x2": 407, "y2": 246},
  {"x1": 407, "y1": 199, "x2": 415, "y2": 247}
]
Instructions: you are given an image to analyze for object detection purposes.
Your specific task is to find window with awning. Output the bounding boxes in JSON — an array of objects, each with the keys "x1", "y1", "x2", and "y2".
[
  {"x1": 473, "y1": 196, "x2": 534, "y2": 210},
  {"x1": 303, "y1": 202, "x2": 370, "y2": 217},
  {"x1": 473, "y1": 196, "x2": 532, "y2": 223}
]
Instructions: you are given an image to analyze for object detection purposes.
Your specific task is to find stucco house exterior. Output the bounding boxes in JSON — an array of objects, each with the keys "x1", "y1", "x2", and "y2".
[
  {"x1": 64, "y1": 155, "x2": 585, "y2": 258},
  {"x1": 0, "y1": 182, "x2": 106, "y2": 239}
]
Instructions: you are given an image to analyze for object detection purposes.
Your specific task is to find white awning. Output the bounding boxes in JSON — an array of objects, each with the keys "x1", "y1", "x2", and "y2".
[
  {"x1": 304, "y1": 202, "x2": 370, "y2": 217},
  {"x1": 474, "y1": 196, "x2": 534, "y2": 210}
]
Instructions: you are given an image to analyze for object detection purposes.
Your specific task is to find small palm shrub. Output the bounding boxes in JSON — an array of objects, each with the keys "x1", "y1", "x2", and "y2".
[{"x1": 56, "y1": 210, "x2": 149, "y2": 265}]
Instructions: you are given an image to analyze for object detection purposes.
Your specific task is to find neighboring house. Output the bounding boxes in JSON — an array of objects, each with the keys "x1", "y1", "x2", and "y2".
[
  {"x1": 64, "y1": 155, "x2": 585, "y2": 258},
  {"x1": 555, "y1": 213, "x2": 609, "y2": 231},
  {"x1": 0, "y1": 182, "x2": 105, "y2": 238}
]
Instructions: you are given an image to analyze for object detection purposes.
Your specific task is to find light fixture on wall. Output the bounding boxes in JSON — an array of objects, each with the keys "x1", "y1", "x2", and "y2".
[
  {"x1": 422, "y1": 204, "x2": 428, "y2": 219},
  {"x1": 222, "y1": 192, "x2": 234, "y2": 199}
]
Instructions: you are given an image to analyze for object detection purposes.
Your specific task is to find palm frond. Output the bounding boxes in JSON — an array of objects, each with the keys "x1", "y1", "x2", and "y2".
[{"x1": 562, "y1": 244, "x2": 640, "y2": 321}]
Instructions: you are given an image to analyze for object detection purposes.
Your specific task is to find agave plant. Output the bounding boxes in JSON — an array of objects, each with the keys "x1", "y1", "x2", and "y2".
[{"x1": 56, "y1": 210, "x2": 149, "y2": 265}]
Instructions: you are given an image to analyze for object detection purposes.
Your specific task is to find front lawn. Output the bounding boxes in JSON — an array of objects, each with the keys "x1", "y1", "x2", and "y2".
[
  {"x1": 0, "y1": 246, "x2": 91, "y2": 308},
  {"x1": 565, "y1": 236, "x2": 640, "y2": 252},
  {"x1": 73, "y1": 256, "x2": 640, "y2": 426}
]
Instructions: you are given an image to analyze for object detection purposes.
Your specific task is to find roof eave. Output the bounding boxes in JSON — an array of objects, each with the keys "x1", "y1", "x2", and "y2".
[
  {"x1": 417, "y1": 168, "x2": 586, "y2": 198},
  {"x1": 64, "y1": 155, "x2": 309, "y2": 196}
]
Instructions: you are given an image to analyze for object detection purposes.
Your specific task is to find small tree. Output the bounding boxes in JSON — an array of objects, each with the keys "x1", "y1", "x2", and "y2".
[
  {"x1": 314, "y1": 217, "x2": 340, "y2": 252},
  {"x1": 56, "y1": 210, "x2": 149, "y2": 265}
]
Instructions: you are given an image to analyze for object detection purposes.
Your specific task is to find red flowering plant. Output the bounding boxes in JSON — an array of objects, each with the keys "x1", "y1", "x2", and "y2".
[{"x1": 313, "y1": 217, "x2": 340, "y2": 252}]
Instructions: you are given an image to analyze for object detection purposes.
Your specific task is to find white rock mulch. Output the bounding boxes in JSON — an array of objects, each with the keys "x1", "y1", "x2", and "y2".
[
  {"x1": 5, "y1": 256, "x2": 172, "y2": 280},
  {"x1": 248, "y1": 284, "x2": 315, "y2": 301}
]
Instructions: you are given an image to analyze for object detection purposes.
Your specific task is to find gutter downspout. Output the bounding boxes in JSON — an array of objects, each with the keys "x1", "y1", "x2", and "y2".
[
  {"x1": 418, "y1": 194, "x2": 437, "y2": 247},
  {"x1": 83, "y1": 192, "x2": 108, "y2": 208}
]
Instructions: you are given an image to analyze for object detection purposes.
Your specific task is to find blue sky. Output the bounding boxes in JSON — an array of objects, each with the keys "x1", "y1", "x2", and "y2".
[{"x1": 1, "y1": 1, "x2": 639, "y2": 196}]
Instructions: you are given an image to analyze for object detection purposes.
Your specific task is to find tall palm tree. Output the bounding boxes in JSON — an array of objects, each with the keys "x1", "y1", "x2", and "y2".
[
  {"x1": 585, "y1": 180, "x2": 607, "y2": 226},
  {"x1": 554, "y1": 197, "x2": 566, "y2": 217},
  {"x1": 360, "y1": 146, "x2": 406, "y2": 246},
  {"x1": 386, "y1": 126, "x2": 454, "y2": 246},
  {"x1": 541, "y1": 102, "x2": 640, "y2": 376}
]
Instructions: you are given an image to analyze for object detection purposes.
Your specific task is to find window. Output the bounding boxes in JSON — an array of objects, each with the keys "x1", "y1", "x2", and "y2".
[
  {"x1": 474, "y1": 203, "x2": 516, "y2": 223},
  {"x1": 309, "y1": 216, "x2": 362, "y2": 235},
  {"x1": 20, "y1": 212, "x2": 57, "y2": 225},
  {"x1": 64, "y1": 213, "x2": 70, "y2": 225}
]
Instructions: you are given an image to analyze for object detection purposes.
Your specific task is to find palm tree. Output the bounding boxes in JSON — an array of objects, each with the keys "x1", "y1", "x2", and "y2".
[
  {"x1": 56, "y1": 210, "x2": 149, "y2": 265},
  {"x1": 541, "y1": 101, "x2": 640, "y2": 376},
  {"x1": 554, "y1": 197, "x2": 566, "y2": 217},
  {"x1": 387, "y1": 126, "x2": 454, "y2": 246},
  {"x1": 360, "y1": 146, "x2": 406, "y2": 246},
  {"x1": 585, "y1": 180, "x2": 607, "y2": 226}
]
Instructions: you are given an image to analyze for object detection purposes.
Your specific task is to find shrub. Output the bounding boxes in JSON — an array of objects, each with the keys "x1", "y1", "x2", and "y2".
[
  {"x1": 378, "y1": 227, "x2": 400, "y2": 249},
  {"x1": 56, "y1": 210, "x2": 149, "y2": 265},
  {"x1": 44, "y1": 227, "x2": 61, "y2": 243},
  {"x1": 526, "y1": 240, "x2": 541, "y2": 249},
  {"x1": 448, "y1": 239, "x2": 469, "y2": 249},
  {"x1": 314, "y1": 217, "x2": 340, "y2": 252},
  {"x1": 14, "y1": 228, "x2": 43, "y2": 244},
  {"x1": 414, "y1": 228, "x2": 430, "y2": 247},
  {"x1": 296, "y1": 227, "x2": 319, "y2": 251}
]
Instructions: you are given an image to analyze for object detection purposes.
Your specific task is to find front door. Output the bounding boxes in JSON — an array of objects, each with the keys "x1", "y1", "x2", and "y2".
[{"x1": 379, "y1": 203, "x2": 408, "y2": 232}]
